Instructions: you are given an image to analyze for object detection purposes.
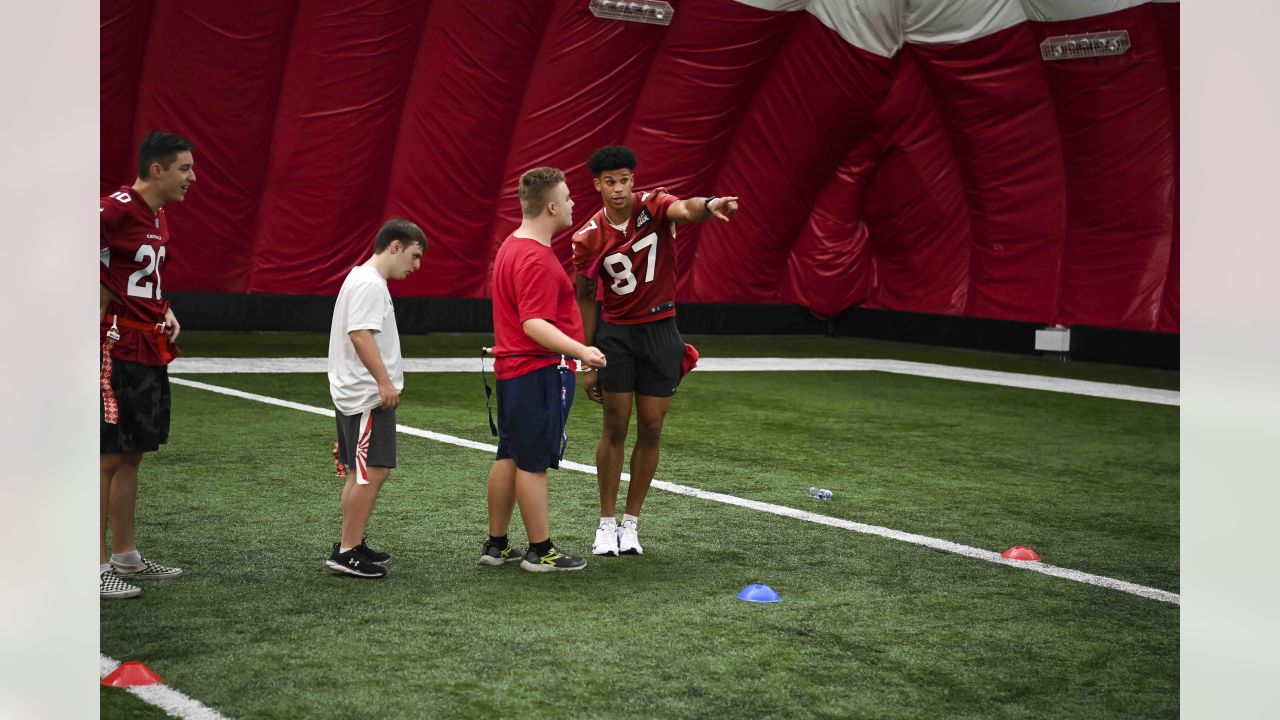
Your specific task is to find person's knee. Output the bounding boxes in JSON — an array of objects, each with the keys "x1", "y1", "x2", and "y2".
[
  {"x1": 601, "y1": 416, "x2": 629, "y2": 445},
  {"x1": 635, "y1": 415, "x2": 665, "y2": 446},
  {"x1": 363, "y1": 467, "x2": 391, "y2": 486}
]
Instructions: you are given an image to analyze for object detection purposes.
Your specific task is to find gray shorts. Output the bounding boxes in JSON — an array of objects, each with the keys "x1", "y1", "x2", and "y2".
[{"x1": 335, "y1": 406, "x2": 397, "y2": 482}]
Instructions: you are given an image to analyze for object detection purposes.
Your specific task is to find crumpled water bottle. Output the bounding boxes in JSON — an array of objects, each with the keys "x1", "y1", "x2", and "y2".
[{"x1": 807, "y1": 486, "x2": 833, "y2": 501}]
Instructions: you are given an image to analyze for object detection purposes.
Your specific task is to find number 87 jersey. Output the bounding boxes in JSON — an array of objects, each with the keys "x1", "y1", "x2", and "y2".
[
  {"x1": 100, "y1": 186, "x2": 173, "y2": 365},
  {"x1": 571, "y1": 187, "x2": 679, "y2": 325}
]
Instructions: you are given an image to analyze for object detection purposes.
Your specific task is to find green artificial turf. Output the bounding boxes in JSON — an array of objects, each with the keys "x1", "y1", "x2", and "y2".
[{"x1": 102, "y1": 335, "x2": 1177, "y2": 719}]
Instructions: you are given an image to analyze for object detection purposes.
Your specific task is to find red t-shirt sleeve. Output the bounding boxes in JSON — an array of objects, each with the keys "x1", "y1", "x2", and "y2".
[{"x1": 513, "y1": 251, "x2": 559, "y2": 325}]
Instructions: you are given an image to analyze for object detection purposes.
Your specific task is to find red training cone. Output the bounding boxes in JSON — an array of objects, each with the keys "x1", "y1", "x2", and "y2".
[
  {"x1": 1001, "y1": 546, "x2": 1041, "y2": 561},
  {"x1": 101, "y1": 661, "x2": 164, "y2": 687}
]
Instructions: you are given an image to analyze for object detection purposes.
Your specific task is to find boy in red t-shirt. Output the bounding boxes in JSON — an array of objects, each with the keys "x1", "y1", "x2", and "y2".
[{"x1": 483, "y1": 167, "x2": 607, "y2": 572}]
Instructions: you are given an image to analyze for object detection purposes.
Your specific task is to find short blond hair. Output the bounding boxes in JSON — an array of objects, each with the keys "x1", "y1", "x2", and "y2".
[{"x1": 519, "y1": 167, "x2": 566, "y2": 218}]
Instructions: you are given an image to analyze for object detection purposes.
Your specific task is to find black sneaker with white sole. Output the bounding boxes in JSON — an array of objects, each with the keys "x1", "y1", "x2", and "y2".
[
  {"x1": 326, "y1": 543, "x2": 387, "y2": 578},
  {"x1": 479, "y1": 540, "x2": 524, "y2": 566},
  {"x1": 353, "y1": 535, "x2": 390, "y2": 565},
  {"x1": 519, "y1": 546, "x2": 588, "y2": 573}
]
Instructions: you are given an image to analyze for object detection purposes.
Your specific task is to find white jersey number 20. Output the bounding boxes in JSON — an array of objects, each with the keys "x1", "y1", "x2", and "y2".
[
  {"x1": 126, "y1": 244, "x2": 166, "y2": 300},
  {"x1": 602, "y1": 233, "x2": 657, "y2": 296}
]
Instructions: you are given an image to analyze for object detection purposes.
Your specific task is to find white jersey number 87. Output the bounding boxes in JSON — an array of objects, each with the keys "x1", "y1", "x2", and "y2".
[{"x1": 602, "y1": 232, "x2": 657, "y2": 296}]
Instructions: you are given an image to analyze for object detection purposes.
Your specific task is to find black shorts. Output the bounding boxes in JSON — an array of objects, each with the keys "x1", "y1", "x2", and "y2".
[
  {"x1": 496, "y1": 364, "x2": 576, "y2": 473},
  {"x1": 101, "y1": 360, "x2": 171, "y2": 454},
  {"x1": 336, "y1": 406, "x2": 397, "y2": 482},
  {"x1": 595, "y1": 317, "x2": 685, "y2": 397}
]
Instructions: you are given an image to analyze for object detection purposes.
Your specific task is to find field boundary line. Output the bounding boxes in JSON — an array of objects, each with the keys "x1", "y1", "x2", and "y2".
[
  {"x1": 169, "y1": 377, "x2": 1180, "y2": 605},
  {"x1": 101, "y1": 655, "x2": 232, "y2": 719},
  {"x1": 169, "y1": 357, "x2": 1178, "y2": 406}
]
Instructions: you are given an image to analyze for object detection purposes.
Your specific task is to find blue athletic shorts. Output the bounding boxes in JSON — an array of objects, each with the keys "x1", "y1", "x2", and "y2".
[{"x1": 496, "y1": 363, "x2": 576, "y2": 473}]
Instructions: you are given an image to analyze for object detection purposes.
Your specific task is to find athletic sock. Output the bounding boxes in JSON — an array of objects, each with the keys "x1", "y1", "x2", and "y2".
[
  {"x1": 100, "y1": 563, "x2": 111, "y2": 574},
  {"x1": 339, "y1": 546, "x2": 353, "y2": 553},
  {"x1": 488, "y1": 534, "x2": 509, "y2": 550},
  {"x1": 111, "y1": 550, "x2": 142, "y2": 566},
  {"x1": 599, "y1": 517, "x2": 617, "y2": 529},
  {"x1": 622, "y1": 514, "x2": 639, "y2": 528},
  {"x1": 530, "y1": 538, "x2": 554, "y2": 555}
]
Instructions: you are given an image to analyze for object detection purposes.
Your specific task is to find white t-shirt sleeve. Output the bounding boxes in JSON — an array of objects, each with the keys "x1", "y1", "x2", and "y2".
[{"x1": 345, "y1": 280, "x2": 385, "y2": 333}]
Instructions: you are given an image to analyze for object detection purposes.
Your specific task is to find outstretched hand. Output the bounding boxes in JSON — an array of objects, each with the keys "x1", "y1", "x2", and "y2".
[{"x1": 710, "y1": 196, "x2": 739, "y2": 222}]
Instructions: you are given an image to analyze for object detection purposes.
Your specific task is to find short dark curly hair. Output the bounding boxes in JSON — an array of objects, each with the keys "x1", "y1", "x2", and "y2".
[{"x1": 587, "y1": 145, "x2": 636, "y2": 176}]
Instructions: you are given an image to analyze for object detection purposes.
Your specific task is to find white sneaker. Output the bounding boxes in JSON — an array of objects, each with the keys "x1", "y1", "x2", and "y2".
[
  {"x1": 593, "y1": 524, "x2": 619, "y2": 556},
  {"x1": 618, "y1": 521, "x2": 643, "y2": 555}
]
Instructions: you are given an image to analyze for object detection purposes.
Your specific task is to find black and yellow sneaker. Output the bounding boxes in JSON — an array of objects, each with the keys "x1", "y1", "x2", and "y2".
[
  {"x1": 326, "y1": 543, "x2": 387, "y2": 579},
  {"x1": 354, "y1": 535, "x2": 390, "y2": 565},
  {"x1": 479, "y1": 540, "x2": 524, "y2": 566},
  {"x1": 519, "y1": 546, "x2": 587, "y2": 573}
]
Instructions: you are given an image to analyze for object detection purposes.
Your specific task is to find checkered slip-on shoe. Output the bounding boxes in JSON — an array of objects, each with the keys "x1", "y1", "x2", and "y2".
[
  {"x1": 100, "y1": 568, "x2": 142, "y2": 599},
  {"x1": 113, "y1": 557, "x2": 184, "y2": 581}
]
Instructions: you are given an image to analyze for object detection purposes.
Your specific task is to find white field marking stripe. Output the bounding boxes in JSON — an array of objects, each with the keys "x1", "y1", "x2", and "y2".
[
  {"x1": 169, "y1": 357, "x2": 1177, "y2": 405},
  {"x1": 171, "y1": 377, "x2": 1180, "y2": 605},
  {"x1": 100, "y1": 655, "x2": 232, "y2": 719}
]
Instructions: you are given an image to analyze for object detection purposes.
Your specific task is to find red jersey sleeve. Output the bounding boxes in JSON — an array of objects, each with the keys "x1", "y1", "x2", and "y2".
[
  {"x1": 642, "y1": 187, "x2": 678, "y2": 226},
  {"x1": 570, "y1": 213, "x2": 606, "y2": 279}
]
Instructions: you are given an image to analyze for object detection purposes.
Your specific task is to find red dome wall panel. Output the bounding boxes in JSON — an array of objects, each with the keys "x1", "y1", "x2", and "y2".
[
  {"x1": 382, "y1": 1, "x2": 553, "y2": 298},
  {"x1": 101, "y1": 0, "x2": 153, "y2": 195},
  {"x1": 100, "y1": 0, "x2": 1179, "y2": 333},
  {"x1": 909, "y1": 23, "x2": 1067, "y2": 323},
  {"x1": 781, "y1": 138, "x2": 879, "y2": 319},
  {"x1": 484, "y1": 1, "x2": 671, "y2": 287},
  {"x1": 1154, "y1": 1, "x2": 1179, "y2": 332},
  {"x1": 127, "y1": 2, "x2": 299, "y2": 293},
  {"x1": 690, "y1": 12, "x2": 895, "y2": 303},
  {"x1": 861, "y1": 52, "x2": 971, "y2": 315},
  {"x1": 1027, "y1": 4, "x2": 1176, "y2": 330},
  {"x1": 618, "y1": 0, "x2": 802, "y2": 300},
  {"x1": 248, "y1": 0, "x2": 431, "y2": 295}
]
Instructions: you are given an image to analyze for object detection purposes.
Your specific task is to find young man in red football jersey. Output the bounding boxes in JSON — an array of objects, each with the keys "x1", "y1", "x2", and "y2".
[
  {"x1": 572, "y1": 145, "x2": 739, "y2": 557},
  {"x1": 483, "y1": 167, "x2": 606, "y2": 572},
  {"x1": 99, "y1": 131, "x2": 196, "y2": 599}
]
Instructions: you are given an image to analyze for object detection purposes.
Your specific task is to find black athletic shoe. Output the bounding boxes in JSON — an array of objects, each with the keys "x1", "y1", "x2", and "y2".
[
  {"x1": 354, "y1": 535, "x2": 390, "y2": 565},
  {"x1": 478, "y1": 539, "x2": 524, "y2": 566},
  {"x1": 520, "y1": 546, "x2": 587, "y2": 573},
  {"x1": 326, "y1": 543, "x2": 387, "y2": 578}
]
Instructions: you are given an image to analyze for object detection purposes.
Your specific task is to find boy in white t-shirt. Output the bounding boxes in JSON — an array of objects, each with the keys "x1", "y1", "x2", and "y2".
[{"x1": 326, "y1": 217, "x2": 425, "y2": 579}]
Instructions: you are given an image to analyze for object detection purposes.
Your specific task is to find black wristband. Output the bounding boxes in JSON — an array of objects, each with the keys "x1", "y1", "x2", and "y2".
[{"x1": 704, "y1": 196, "x2": 718, "y2": 217}]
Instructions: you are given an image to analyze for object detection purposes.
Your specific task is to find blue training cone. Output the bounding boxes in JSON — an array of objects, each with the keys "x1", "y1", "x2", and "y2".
[{"x1": 737, "y1": 583, "x2": 781, "y2": 603}]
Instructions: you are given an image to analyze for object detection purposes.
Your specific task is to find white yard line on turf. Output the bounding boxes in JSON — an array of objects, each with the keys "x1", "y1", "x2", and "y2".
[
  {"x1": 170, "y1": 377, "x2": 1181, "y2": 605},
  {"x1": 100, "y1": 655, "x2": 232, "y2": 720},
  {"x1": 169, "y1": 357, "x2": 1177, "y2": 405}
]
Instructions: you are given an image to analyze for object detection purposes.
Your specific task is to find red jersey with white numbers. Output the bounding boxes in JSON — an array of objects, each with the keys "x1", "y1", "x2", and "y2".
[
  {"x1": 571, "y1": 188, "x2": 679, "y2": 325},
  {"x1": 100, "y1": 186, "x2": 175, "y2": 366}
]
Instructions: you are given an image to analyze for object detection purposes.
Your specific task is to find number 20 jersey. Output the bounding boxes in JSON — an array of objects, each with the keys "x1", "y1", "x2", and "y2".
[
  {"x1": 100, "y1": 186, "x2": 173, "y2": 365},
  {"x1": 571, "y1": 188, "x2": 679, "y2": 325}
]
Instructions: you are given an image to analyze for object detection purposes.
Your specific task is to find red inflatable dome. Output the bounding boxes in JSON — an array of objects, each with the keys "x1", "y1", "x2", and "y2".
[{"x1": 101, "y1": 0, "x2": 1178, "y2": 331}]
